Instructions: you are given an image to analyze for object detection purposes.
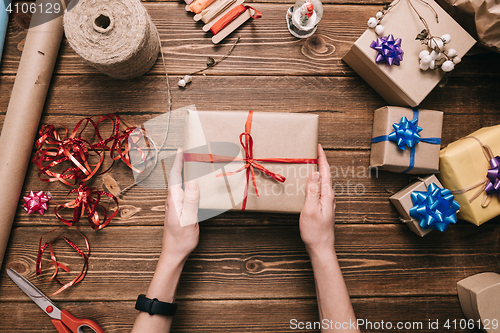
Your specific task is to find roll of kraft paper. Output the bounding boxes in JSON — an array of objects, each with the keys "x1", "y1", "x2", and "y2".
[
  {"x1": 63, "y1": 0, "x2": 159, "y2": 80},
  {"x1": 0, "y1": 0, "x2": 64, "y2": 270},
  {"x1": 0, "y1": 0, "x2": 11, "y2": 62}
]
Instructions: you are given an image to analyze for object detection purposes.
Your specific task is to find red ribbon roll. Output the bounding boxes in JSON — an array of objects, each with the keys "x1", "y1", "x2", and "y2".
[
  {"x1": 210, "y1": 5, "x2": 262, "y2": 35},
  {"x1": 183, "y1": 110, "x2": 317, "y2": 211}
]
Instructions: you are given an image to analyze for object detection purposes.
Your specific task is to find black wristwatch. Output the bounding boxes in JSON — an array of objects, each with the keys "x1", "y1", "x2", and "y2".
[{"x1": 135, "y1": 294, "x2": 178, "y2": 316}]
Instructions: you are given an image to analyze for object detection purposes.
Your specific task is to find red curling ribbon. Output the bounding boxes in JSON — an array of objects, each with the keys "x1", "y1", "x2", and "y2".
[
  {"x1": 36, "y1": 228, "x2": 90, "y2": 296},
  {"x1": 183, "y1": 110, "x2": 317, "y2": 210},
  {"x1": 32, "y1": 114, "x2": 147, "y2": 186},
  {"x1": 210, "y1": 5, "x2": 262, "y2": 35},
  {"x1": 55, "y1": 183, "x2": 119, "y2": 230}
]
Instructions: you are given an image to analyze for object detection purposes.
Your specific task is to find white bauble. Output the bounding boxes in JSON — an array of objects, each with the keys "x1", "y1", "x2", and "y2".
[
  {"x1": 375, "y1": 25, "x2": 385, "y2": 36},
  {"x1": 441, "y1": 60, "x2": 455, "y2": 72},
  {"x1": 367, "y1": 17, "x2": 378, "y2": 28}
]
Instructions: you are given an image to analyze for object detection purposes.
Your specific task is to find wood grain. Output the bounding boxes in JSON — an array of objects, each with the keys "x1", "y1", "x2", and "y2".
[
  {"x1": 0, "y1": 225, "x2": 498, "y2": 302},
  {"x1": 1, "y1": 4, "x2": 500, "y2": 77},
  {"x1": 0, "y1": 297, "x2": 483, "y2": 332},
  {"x1": 1, "y1": 76, "x2": 499, "y2": 150}
]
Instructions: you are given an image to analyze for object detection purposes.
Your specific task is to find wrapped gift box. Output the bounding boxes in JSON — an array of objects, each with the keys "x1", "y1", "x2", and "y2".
[
  {"x1": 183, "y1": 110, "x2": 318, "y2": 216},
  {"x1": 457, "y1": 272, "x2": 500, "y2": 332},
  {"x1": 370, "y1": 106, "x2": 443, "y2": 174},
  {"x1": 390, "y1": 175, "x2": 447, "y2": 236},
  {"x1": 342, "y1": 0, "x2": 476, "y2": 107},
  {"x1": 439, "y1": 125, "x2": 500, "y2": 226}
]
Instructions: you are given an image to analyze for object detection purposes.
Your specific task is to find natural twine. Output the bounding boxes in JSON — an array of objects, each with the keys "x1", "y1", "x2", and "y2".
[{"x1": 63, "y1": 0, "x2": 159, "y2": 80}]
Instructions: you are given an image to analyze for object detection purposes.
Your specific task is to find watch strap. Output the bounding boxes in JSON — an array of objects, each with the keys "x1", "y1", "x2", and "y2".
[{"x1": 135, "y1": 294, "x2": 178, "y2": 316}]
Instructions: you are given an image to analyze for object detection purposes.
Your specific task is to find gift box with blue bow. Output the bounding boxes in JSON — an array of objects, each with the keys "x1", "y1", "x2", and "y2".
[
  {"x1": 370, "y1": 106, "x2": 443, "y2": 174},
  {"x1": 390, "y1": 175, "x2": 460, "y2": 237}
]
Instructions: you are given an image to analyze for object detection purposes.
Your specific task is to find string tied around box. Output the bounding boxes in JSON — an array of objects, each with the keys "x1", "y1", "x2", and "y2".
[{"x1": 63, "y1": 0, "x2": 160, "y2": 79}]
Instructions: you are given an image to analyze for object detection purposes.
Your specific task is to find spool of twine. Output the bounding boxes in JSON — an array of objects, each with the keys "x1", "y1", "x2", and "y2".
[{"x1": 63, "y1": 0, "x2": 159, "y2": 79}]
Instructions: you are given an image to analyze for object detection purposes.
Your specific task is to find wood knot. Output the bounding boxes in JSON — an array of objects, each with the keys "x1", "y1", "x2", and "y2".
[
  {"x1": 301, "y1": 35, "x2": 336, "y2": 60},
  {"x1": 245, "y1": 259, "x2": 263, "y2": 274},
  {"x1": 7, "y1": 261, "x2": 29, "y2": 275}
]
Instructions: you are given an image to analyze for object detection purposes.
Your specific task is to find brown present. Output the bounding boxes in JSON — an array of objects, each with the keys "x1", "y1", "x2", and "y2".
[
  {"x1": 342, "y1": 0, "x2": 476, "y2": 107},
  {"x1": 370, "y1": 106, "x2": 443, "y2": 174},
  {"x1": 182, "y1": 110, "x2": 318, "y2": 220},
  {"x1": 457, "y1": 272, "x2": 500, "y2": 332},
  {"x1": 389, "y1": 175, "x2": 443, "y2": 237}
]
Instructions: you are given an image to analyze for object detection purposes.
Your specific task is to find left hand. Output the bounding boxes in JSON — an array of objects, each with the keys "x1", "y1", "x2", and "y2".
[{"x1": 162, "y1": 148, "x2": 200, "y2": 261}]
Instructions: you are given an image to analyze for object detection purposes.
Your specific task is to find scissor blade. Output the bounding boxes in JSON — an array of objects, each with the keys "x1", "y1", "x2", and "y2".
[{"x1": 6, "y1": 268, "x2": 62, "y2": 320}]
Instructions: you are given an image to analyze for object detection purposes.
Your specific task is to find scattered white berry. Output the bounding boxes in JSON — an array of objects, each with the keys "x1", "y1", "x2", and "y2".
[
  {"x1": 447, "y1": 48, "x2": 457, "y2": 57},
  {"x1": 367, "y1": 17, "x2": 378, "y2": 28},
  {"x1": 375, "y1": 25, "x2": 385, "y2": 36},
  {"x1": 430, "y1": 50, "x2": 441, "y2": 60},
  {"x1": 453, "y1": 56, "x2": 461, "y2": 64},
  {"x1": 429, "y1": 60, "x2": 435, "y2": 69},
  {"x1": 441, "y1": 34, "x2": 451, "y2": 44},
  {"x1": 419, "y1": 50, "x2": 430, "y2": 59},
  {"x1": 428, "y1": 37, "x2": 444, "y2": 50},
  {"x1": 184, "y1": 75, "x2": 192, "y2": 83},
  {"x1": 421, "y1": 55, "x2": 433, "y2": 64},
  {"x1": 441, "y1": 60, "x2": 455, "y2": 72},
  {"x1": 178, "y1": 78, "x2": 186, "y2": 87},
  {"x1": 376, "y1": 11, "x2": 383, "y2": 19},
  {"x1": 419, "y1": 61, "x2": 429, "y2": 70}
]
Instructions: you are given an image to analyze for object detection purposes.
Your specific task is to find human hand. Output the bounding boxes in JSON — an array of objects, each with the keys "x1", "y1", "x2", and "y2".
[
  {"x1": 162, "y1": 148, "x2": 200, "y2": 261},
  {"x1": 299, "y1": 144, "x2": 336, "y2": 257}
]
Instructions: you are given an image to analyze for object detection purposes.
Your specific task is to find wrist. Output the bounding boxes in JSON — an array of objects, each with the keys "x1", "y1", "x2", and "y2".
[{"x1": 306, "y1": 244, "x2": 336, "y2": 262}]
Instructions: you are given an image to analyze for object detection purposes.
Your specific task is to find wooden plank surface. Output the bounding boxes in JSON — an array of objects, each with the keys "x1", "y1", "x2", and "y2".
[
  {"x1": 1, "y1": 4, "x2": 500, "y2": 77},
  {"x1": 0, "y1": 297, "x2": 483, "y2": 332},
  {"x1": 1, "y1": 0, "x2": 500, "y2": 332}
]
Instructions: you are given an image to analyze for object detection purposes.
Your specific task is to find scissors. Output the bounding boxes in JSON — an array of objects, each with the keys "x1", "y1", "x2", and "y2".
[{"x1": 7, "y1": 268, "x2": 104, "y2": 333}]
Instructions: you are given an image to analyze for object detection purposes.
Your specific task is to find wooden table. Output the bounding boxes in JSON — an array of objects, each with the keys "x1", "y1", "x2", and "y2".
[{"x1": 1, "y1": 0, "x2": 499, "y2": 332}]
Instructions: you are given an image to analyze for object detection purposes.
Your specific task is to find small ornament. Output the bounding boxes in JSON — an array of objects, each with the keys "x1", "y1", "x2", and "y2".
[
  {"x1": 23, "y1": 191, "x2": 51, "y2": 215},
  {"x1": 286, "y1": 0, "x2": 323, "y2": 38},
  {"x1": 367, "y1": 17, "x2": 378, "y2": 28},
  {"x1": 370, "y1": 34, "x2": 404, "y2": 66},
  {"x1": 417, "y1": 30, "x2": 461, "y2": 73},
  {"x1": 178, "y1": 79, "x2": 186, "y2": 88},
  {"x1": 374, "y1": 24, "x2": 385, "y2": 36}
]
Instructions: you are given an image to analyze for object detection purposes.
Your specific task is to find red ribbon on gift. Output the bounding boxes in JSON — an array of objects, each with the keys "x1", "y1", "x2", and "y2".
[
  {"x1": 210, "y1": 5, "x2": 262, "y2": 35},
  {"x1": 184, "y1": 110, "x2": 317, "y2": 210}
]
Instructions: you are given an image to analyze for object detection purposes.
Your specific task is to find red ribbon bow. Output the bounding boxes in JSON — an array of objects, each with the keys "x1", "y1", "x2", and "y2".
[
  {"x1": 55, "y1": 183, "x2": 119, "y2": 230},
  {"x1": 184, "y1": 110, "x2": 317, "y2": 210}
]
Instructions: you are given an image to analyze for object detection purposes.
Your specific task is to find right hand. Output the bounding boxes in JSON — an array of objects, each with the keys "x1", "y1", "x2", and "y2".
[{"x1": 299, "y1": 144, "x2": 336, "y2": 256}]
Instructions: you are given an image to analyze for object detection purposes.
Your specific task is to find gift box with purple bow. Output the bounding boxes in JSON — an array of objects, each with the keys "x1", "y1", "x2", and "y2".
[
  {"x1": 342, "y1": 0, "x2": 475, "y2": 107},
  {"x1": 439, "y1": 124, "x2": 500, "y2": 226},
  {"x1": 370, "y1": 106, "x2": 443, "y2": 174},
  {"x1": 390, "y1": 175, "x2": 460, "y2": 237}
]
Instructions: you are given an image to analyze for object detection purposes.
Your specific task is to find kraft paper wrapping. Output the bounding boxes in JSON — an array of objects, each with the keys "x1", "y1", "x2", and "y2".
[
  {"x1": 183, "y1": 110, "x2": 318, "y2": 215},
  {"x1": 370, "y1": 106, "x2": 443, "y2": 174},
  {"x1": 437, "y1": 0, "x2": 500, "y2": 53},
  {"x1": 439, "y1": 125, "x2": 500, "y2": 226},
  {"x1": 342, "y1": 0, "x2": 476, "y2": 107},
  {"x1": 389, "y1": 175, "x2": 443, "y2": 237},
  {"x1": 0, "y1": 0, "x2": 10, "y2": 62},
  {"x1": 0, "y1": 0, "x2": 64, "y2": 270},
  {"x1": 457, "y1": 272, "x2": 500, "y2": 332}
]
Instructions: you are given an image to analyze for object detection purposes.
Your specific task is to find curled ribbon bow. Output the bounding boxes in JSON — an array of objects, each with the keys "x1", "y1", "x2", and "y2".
[
  {"x1": 409, "y1": 183, "x2": 460, "y2": 232},
  {"x1": 485, "y1": 156, "x2": 500, "y2": 196},
  {"x1": 55, "y1": 183, "x2": 119, "y2": 230},
  {"x1": 370, "y1": 34, "x2": 404, "y2": 66},
  {"x1": 389, "y1": 116, "x2": 422, "y2": 150}
]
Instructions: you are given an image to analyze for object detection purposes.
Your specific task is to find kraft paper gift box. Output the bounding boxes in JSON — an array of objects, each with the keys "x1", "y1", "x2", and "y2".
[
  {"x1": 182, "y1": 110, "x2": 318, "y2": 219},
  {"x1": 370, "y1": 106, "x2": 443, "y2": 174},
  {"x1": 439, "y1": 125, "x2": 500, "y2": 226},
  {"x1": 390, "y1": 175, "x2": 452, "y2": 237},
  {"x1": 457, "y1": 272, "x2": 500, "y2": 332},
  {"x1": 342, "y1": 0, "x2": 476, "y2": 107}
]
